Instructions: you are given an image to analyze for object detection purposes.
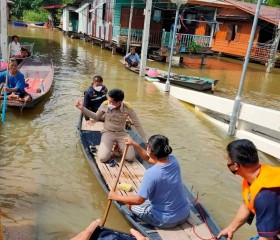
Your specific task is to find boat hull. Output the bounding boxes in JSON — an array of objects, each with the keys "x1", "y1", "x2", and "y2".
[
  {"x1": 157, "y1": 75, "x2": 218, "y2": 91},
  {"x1": 120, "y1": 59, "x2": 218, "y2": 91},
  {"x1": 12, "y1": 21, "x2": 28, "y2": 27},
  {"x1": 78, "y1": 115, "x2": 225, "y2": 240},
  {"x1": 1, "y1": 58, "x2": 54, "y2": 108}
]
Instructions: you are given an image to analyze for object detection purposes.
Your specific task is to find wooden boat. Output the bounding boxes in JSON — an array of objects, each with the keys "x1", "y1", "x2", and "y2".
[
  {"x1": 12, "y1": 21, "x2": 28, "y2": 27},
  {"x1": 34, "y1": 22, "x2": 45, "y2": 26},
  {"x1": 120, "y1": 59, "x2": 218, "y2": 91},
  {"x1": 28, "y1": 23, "x2": 46, "y2": 29},
  {"x1": 119, "y1": 59, "x2": 144, "y2": 75},
  {"x1": 1, "y1": 58, "x2": 54, "y2": 108},
  {"x1": 78, "y1": 115, "x2": 226, "y2": 240},
  {"x1": 156, "y1": 71, "x2": 219, "y2": 92}
]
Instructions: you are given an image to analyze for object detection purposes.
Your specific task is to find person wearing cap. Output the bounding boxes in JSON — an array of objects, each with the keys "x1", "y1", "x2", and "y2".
[
  {"x1": 83, "y1": 75, "x2": 108, "y2": 125},
  {"x1": 217, "y1": 139, "x2": 280, "y2": 240},
  {"x1": 76, "y1": 88, "x2": 147, "y2": 163}
]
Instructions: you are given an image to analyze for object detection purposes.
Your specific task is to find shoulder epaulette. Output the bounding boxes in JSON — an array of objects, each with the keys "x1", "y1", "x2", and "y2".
[
  {"x1": 103, "y1": 100, "x2": 109, "y2": 105},
  {"x1": 124, "y1": 101, "x2": 132, "y2": 109}
]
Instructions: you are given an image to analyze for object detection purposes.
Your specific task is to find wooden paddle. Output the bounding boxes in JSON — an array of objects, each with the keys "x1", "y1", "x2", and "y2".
[
  {"x1": 1, "y1": 43, "x2": 10, "y2": 123},
  {"x1": 101, "y1": 144, "x2": 129, "y2": 226}
]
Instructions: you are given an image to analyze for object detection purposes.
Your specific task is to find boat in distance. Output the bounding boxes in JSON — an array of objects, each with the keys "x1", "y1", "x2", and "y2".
[
  {"x1": 12, "y1": 21, "x2": 28, "y2": 27},
  {"x1": 119, "y1": 59, "x2": 218, "y2": 92}
]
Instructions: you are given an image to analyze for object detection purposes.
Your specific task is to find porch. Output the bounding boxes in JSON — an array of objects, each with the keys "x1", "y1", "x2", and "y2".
[
  {"x1": 161, "y1": 31, "x2": 211, "y2": 53},
  {"x1": 117, "y1": 27, "x2": 162, "y2": 48}
]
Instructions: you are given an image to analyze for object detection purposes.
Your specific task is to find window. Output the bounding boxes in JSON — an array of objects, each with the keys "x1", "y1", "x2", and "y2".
[{"x1": 226, "y1": 24, "x2": 241, "y2": 41}]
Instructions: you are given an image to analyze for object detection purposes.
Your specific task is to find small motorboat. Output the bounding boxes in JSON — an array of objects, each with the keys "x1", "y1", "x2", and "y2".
[
  {"x1": 12, "y1": 21, "x2": 28, "y2": 27},
  {"x1": 34, "y1": 22, "x2": 45, "y2": 26}
]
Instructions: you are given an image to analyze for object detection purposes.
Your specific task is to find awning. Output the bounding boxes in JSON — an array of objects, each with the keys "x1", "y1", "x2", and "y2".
[
  {"x1": 89, "y1": 1, "x2": 105, "y2": 12},
  {"x1": 42, "y1": 4, "x2": 65, "y2": 9},
  {"x1": 75, "y1": 3, "x2": 90, "y2": 13}
]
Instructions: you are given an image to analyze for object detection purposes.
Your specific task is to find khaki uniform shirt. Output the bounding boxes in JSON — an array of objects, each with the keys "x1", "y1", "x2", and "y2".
[{"x1": 83, "y1": 100, "x2": 147, "y2": 143}]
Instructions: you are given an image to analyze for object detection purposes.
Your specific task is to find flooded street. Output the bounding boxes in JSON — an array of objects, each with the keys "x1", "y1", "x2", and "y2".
[{"x1": 0, "y1": 26, "x2": 279, "y2": 239}]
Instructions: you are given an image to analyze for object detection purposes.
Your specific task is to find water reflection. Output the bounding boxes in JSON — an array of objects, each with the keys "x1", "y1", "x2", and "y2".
[{"x1": 0, "y1": 26, "x2": 279, "y2": 239}]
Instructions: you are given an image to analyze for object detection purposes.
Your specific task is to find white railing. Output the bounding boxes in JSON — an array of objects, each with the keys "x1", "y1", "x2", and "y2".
[
  {"x1": 161, "y1": 31, "x2": 211, "y2": 52},
  {"x1": 153, "y1": 82, "x2": 280, "y2": 159},
  {"x1": 119, "y1": 28, "x2": 161, "y2": 46}
]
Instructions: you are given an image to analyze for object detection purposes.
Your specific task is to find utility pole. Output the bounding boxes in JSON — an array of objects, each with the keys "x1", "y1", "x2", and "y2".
[
  {"x1": 0, "y1": 0, "x2": 8, "y2": 61},
  {"x1": 228, "y1": 0, "x2": 262, "y2": 136},
  {"x1": 126, "y1": 0, "x2": 134, "y2": 54},
  {"x1": 165, "y1": 2, "x2": 181, "y2": 92},
  {"x1": 139, "y1": 0, "x2": 152, "y2": 77}
]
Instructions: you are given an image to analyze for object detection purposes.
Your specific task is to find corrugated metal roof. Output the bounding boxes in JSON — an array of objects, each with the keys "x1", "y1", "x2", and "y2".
[
  {"x1": 42, "y1": 4, "x2": 65, "y2": 9},
  {"x1": 224, "y1": 0, "x2": 280, "y2": 25}
]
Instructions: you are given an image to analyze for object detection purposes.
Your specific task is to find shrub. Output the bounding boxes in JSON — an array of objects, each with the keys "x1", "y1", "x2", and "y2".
[{"x1": 22, "y1": 8, "x2": 49, "y2": 22}]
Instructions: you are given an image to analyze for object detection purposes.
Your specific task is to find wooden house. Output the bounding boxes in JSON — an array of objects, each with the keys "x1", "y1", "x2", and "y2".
[
  {"x1": 62, "y1": 4, "x2": 79, "y2": 33},
  {"x1": 211, "y1": 0, "x2": 280, "y2": 64},
  {"x1": 160, "y1": 0, "x2": 280, "y2": 65},
  {"x1": 88, "y1": 0, "x2": 164, "y2": 49}
]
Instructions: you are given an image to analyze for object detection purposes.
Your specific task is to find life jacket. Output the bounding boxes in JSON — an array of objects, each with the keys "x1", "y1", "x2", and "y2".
[{"x1": 242, "y1": 164, "x2": 280, "y2": 214}]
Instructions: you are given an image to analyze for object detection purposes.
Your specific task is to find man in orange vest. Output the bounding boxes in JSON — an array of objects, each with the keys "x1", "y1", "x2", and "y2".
[{"x1": 217, "y1": 139, "x2": 280, "y2": 240}]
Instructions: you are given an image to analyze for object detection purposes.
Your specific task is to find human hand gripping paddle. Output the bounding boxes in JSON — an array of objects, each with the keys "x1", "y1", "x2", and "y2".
[
  {"x1": 100, "y1": 145, "x2": 129, "y2": 226},
  {"x1": 1, "y1": 43, "x2": 10, "y2": 123}
]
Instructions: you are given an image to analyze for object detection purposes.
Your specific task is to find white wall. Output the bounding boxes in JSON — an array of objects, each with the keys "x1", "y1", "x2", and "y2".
[{"x1": 153, "y1": 82, "x2": 280, "y2": 159}]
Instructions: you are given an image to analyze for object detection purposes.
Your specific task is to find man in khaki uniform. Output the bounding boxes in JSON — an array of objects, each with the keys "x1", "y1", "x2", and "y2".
[{"x1": 76, "y1": 88, "x2": 147, "y2": 162}]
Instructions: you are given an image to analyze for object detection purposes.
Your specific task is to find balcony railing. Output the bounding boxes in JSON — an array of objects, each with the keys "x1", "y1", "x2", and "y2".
[{"x1": 161, "y1": 31, "x2": 211, "y2": 52}]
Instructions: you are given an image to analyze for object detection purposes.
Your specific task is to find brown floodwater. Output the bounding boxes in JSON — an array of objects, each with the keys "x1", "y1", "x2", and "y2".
[{"x1": 0, "y1": 26, "x2": 279, "y2": 239}]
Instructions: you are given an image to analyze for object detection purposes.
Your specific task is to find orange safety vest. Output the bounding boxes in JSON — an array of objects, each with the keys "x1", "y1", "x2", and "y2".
[{"x1": 242, "y1": 164, "x2": 280, "y2": 214}]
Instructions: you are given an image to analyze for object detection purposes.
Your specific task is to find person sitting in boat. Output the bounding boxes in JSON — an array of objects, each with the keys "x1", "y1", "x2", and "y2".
[
  {"x1": 124, "y1": 47, "x2": 140, "y2": 67},
  {"x1": 75, "y1": 88, "x2": 147, "y2": 163},
  {"x1": 83, "y1": 75, "x2": 108, "y2": 125},
  {"x1": 70, "y1": 219, "x2": 148, "y2": 240},
  {"x1": 0, "y1": 59, "x2": 31, "y2": 102},
  {"x1": 13, "y1": 48, "x2": 30, "y2": 59},
  {"x1": 108, "y1": 135, "x2": 190, "y2": 229},
  {"x1": 10, "y1": 35, "x2": 21, "y2": 57}
]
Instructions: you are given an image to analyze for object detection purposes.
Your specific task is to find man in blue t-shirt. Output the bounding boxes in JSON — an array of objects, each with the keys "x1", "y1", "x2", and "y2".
[
  {"x1": 124, "y1": 47, "x2": 140, "y2": 67},
  {"x1": 0, "y1": 59, "x2": 31, "y2": 102}
]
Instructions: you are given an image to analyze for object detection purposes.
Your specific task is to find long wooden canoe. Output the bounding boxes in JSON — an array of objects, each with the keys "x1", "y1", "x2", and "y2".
[
  {"x1": 1, "y1": 58, "x2": 54, "y2": 108},
  {"x1": 119, "y1": 59, "x2": 218, "y2": 92},
  {"x1": 78, "y1": 114, "x2": 226, "y2": 240}
]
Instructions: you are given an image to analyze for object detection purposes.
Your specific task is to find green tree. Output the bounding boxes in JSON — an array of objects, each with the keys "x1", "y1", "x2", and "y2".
[
  {"x1": 12, "y1": 0, "x2": 75, "y2": 19},
  {"x1": 264, "y1": 0, "x2": 280, "y2": 7}
]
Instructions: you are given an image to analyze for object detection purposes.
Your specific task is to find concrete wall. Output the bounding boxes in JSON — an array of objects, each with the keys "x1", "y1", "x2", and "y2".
[{"x1": 153, "y1": 82, "x2": 280, "y2": 159}]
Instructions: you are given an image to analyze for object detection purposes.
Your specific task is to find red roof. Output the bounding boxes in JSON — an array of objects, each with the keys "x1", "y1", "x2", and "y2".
[
  {"x1": 224, "y1": 0, "x2": 280, "y2": 25},
  {"x1": 42, "y1": 4, "x2": 65, "y2": 9}
]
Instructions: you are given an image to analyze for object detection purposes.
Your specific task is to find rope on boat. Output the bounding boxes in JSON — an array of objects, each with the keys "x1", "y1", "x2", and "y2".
[{"x1": 189, "y1": 195, "x2": 217, "y2": 240}]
